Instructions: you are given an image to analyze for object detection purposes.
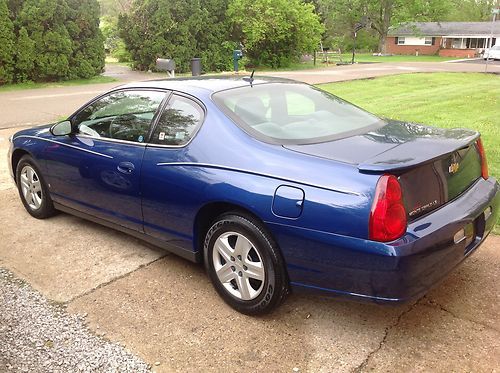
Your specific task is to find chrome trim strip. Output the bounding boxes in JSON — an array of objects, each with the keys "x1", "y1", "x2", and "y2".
[
  {"x1": 76, "y1": 134, "x2": 148, "y2": 147},
  {"x1": 13, "y1": 135, "x2": 114, "y2": 159},
  {"x1": 156, "y1": 162, "x2": 361, "y2": 196}
]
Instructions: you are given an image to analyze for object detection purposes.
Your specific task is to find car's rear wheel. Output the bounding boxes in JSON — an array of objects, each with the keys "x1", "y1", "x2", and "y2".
[
  {"x1": 16, "y1": 155, "x2": 56, "y2": 219},
  {"x1": 204, "y1": 213, "x2": 288, "y2": 315}
]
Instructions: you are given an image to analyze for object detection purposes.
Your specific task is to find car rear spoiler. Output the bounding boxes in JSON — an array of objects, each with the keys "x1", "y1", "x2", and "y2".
[{"x1": 358, "y1": 131, "x2": 480, "y2": 173}]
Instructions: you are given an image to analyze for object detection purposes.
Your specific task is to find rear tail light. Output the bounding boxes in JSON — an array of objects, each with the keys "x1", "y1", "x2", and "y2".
[
  {"x1": 369, "y1": 175, "x2": 407, "y2": 242},
  {"x1": 476, "y1": 138, "x2": 489, "y2": 180}
]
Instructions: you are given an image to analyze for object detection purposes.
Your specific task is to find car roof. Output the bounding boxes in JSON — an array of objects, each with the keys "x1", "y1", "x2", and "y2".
[{"x1": 118, "y1": 75, "x2": 300, "y2": 94}]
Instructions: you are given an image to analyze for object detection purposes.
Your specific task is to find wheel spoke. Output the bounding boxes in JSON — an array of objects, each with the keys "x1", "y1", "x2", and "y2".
[
  {"x1": 25, "y1": 190, "x2": 33, "y2": 205},
  {"x1": 27, "y1": 168, "x2": 34, "y2": 182},
  {"x1": 236, "y1": 275, "x2": 251, "y2": 300},
  {"x1": 21, "y1": 174, "x2": 29, "y2": 188},
  {"x1": 32, "y1": 192, "x2": 42, "y2": 209},
  {"x1": 244, "y1": 261, "x2": 264, "y2": 281},
  {"x1": 216, "y1": 263, "x2": 235, "y2": 283},
  {"x1": 215, "y1": 237, "x2": 233, "y2": 263},
  {"x1": 234, "y1": 235, "x2": 252, "y2": 257}
]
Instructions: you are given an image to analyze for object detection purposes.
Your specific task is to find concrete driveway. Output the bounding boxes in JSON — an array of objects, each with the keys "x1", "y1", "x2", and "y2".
[{"x1": 1, "y1": 63, "x2": 499, "y2": 372}]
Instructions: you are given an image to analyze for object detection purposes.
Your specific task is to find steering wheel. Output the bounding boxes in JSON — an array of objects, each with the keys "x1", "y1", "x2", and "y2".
[{"x1": 109, "y1": 114, "x2": 143, "y2": 141}]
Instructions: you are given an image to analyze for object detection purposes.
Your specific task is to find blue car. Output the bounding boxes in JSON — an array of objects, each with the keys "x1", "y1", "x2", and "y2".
[{"x1": 8, "y1": 77, "x2": 499, "y2": 314}]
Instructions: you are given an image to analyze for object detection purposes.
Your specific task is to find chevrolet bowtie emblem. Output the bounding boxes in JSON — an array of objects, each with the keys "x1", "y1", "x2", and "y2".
[{"x1": 448, "y1": 162, "x2": 460, "y2": 174}]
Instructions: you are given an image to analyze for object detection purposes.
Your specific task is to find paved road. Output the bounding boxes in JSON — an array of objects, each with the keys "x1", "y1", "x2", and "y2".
[
  {"x1": 0, "y1": 65, "x2": 165, "y2": 130},
  {"x1": 1, "y1": 63, "x2": 499, "y2": 372}
]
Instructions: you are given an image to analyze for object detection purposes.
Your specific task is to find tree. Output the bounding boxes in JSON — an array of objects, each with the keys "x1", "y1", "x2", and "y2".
[
  {"x1": 317, "y1": 0, "x2": 377, "y2": 52},
  {"x1": 119, "y1": 0, "x2": 233, "y2": 72},
  {"x1": 367, "y1": 0, "x2": 451, "y2": 53},
  {"x1": 227, "y1": 0, "x2": 324, "y2": 68},
  {"x1": 98, "y1": 0, "x2": 132, "y2": 17},
  {"x1": 3, "y1": 0, "x2": 106, "y2": 83},
  {"x1": 17, "y1": 0, "x2": 71, "y2": 81},
  {"x1": 15, "y1": 26, "x2": 35, "y2": 82},
  {"x1": 318, "y1": 0, "x2": 452, "y2": 54},
  {"x1": 445, "y1": 0, "x2": 499, "y2": 21},
  {"x1": 0, "y1": 0, "x2": 15, "y2": 83},
  {"x1": 196, "y1": 0, "x2": 233, "y2": 71},
  {"x1": 66, "y1": 0, "x2": 105, "y2": 79}
]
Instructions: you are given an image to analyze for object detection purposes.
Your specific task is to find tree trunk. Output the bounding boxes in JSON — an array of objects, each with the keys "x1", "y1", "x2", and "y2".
[
  {"x1": 377, "y1": 0, "x2": 393, "y2": 54},
  {"x1": 378, "y1": 34, "x2": 387, "y2": 54}
]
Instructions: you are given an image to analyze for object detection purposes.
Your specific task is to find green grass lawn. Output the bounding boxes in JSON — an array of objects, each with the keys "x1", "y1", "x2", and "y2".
[
  {"x1": 319, "y1": 72, "x2": 500, "y2": 233},
  {"x1": 255, "y1": 53, "x2": 458, "y2": 71},
  {"x1": 0, "y1": 75, "x2": 117, "y2": 93}
]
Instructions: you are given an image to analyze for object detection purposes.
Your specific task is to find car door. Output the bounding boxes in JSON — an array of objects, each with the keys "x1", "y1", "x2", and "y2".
[
  {"x1": 141, "y1": 93, "x2": 205, "y2": 248},
  {"x1": 44, "y1": 89, "x2": 169, "y2": 231}
]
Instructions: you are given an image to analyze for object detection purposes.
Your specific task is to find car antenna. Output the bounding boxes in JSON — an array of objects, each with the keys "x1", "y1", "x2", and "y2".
[{"x1": 243, "y1": 70, "x2": 255, "y2": 87}]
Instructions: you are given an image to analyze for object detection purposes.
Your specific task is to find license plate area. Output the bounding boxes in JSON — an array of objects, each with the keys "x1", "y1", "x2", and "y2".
[
  {"x1": 463, "y1": 223, "x2": 475, "y2": 251},
  {"x1": 454, "y1": 222, "x2": 477, "y2": 256}
]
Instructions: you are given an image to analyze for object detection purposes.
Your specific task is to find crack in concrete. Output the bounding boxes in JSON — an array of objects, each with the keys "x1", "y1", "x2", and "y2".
[
  {"x1": 352, "y1": 302, "x2": 418, "y2": 373},
  {"x1": 65, "y1": 254, "x2": 168, "y2": 305},
  {"x1": 421, "y1": 299, "x2": 500, "y2": 334}
]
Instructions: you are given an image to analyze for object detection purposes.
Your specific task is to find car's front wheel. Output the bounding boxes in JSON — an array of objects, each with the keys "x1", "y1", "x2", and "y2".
[
  {"x1": 15, "y1": 155, "x2": 56, "y2": 219},
  {"x1": 204, "y1": 213, "x2": 288, "y2": 315}
]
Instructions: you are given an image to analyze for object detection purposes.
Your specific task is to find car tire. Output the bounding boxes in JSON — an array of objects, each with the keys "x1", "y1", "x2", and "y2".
[
  {"x1": 15, "y1": 155, "x2": 57, "y2": 219},
  {"x1": 204, "y1": 213, "x2": 289, "y2": 315}
]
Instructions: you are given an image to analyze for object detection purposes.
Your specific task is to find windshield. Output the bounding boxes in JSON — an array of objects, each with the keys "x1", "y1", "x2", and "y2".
[{"x1": 212, "y1": 82, "x2": 384, "y2": 145}]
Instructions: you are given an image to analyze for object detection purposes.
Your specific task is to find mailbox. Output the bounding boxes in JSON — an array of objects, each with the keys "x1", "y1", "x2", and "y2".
[
  {"x1": 156, "y1": 58, "x2": 176, "y2": 77},
  {"x1": 233, "y1": 50, "x2": 243, "y2": 72}
]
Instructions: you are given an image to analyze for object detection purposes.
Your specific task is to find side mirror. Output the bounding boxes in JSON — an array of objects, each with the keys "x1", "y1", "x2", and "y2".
[{"x1": 50, "y1": 120, "x2": 73, "y2": 136}]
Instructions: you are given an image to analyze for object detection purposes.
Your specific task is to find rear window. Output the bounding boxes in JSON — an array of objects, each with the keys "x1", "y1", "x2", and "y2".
[{"x1": 212, "y1": 83, "x2": 384, "y2": 145}]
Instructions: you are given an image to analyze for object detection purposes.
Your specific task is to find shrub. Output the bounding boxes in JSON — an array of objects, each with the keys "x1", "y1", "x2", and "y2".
[
  {"x1": 0, "y1": 0, "x2": 15, "y2": 83},
  {"x1": 0, "y1": 0, "x2": 105, "y2": 84},
  {"x1": 227, "y1": 0, "x2": 324, "y2": 68}
]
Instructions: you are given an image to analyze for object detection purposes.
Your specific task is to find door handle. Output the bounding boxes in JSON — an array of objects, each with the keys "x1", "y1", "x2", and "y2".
[{"x1": 117, "y1": 161, "x2": 135, "y2": 174}]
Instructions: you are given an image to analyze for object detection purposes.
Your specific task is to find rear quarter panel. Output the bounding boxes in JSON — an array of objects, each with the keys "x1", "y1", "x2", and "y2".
[{"x1": 141, "y1": 95, "x2": 379, "y2": 257}]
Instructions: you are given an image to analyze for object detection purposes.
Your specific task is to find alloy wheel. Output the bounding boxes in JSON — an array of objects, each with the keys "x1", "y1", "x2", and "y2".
[
  {"x1": 212, "y1": 231, "x2": 266, "y2": 301},
  {"x1": 20, "y1": 165, "x2": 43, "y2": 210}
]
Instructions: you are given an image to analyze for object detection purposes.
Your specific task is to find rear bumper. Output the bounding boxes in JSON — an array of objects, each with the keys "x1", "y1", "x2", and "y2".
[{"x1": 270, "y1": 177, "x2": 500, "y2": 303}]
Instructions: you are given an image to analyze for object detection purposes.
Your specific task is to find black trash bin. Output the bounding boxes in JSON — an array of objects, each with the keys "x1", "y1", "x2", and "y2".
[{"x1": 191, "y1": 58, "x2": 201, "y2": 76}]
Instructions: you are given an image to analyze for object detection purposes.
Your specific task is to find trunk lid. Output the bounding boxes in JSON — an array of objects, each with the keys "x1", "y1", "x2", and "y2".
[{"x1": 284, "y1": 120, "x2": 483, "y2": 219}]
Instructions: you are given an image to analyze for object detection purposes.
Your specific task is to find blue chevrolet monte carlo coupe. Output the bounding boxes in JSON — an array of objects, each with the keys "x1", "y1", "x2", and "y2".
[{"x1": 8, "y1": 77, "x2": 500, "y2": 314}]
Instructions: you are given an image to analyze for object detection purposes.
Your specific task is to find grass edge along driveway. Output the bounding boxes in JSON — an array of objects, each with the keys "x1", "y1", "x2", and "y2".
[
  {"x1": 0, "y1": 76, "x2": 117, "y2": 93},
  {"x1": 319, "y1": 72, "x2": 499, "y2": 233}
]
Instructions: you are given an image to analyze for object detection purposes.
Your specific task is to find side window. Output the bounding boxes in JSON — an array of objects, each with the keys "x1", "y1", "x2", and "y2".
[
  {"x1": 150, "y1": 95, "x2": 204, "y2": 146},
  {"x1": 73, "y1": 90, "x2": 167, "y2": 143}
]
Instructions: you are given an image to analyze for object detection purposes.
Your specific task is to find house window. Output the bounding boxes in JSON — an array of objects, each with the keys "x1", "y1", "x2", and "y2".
[
  {"x1": 397, "y1": 37, "x2": 405, "y2": 45},
  {"x1": 424, "y1": 37, "x2": 433, "y2": 45},
  {"x1": 452, "y1": 38, "x2": 463, "y2": 49}
]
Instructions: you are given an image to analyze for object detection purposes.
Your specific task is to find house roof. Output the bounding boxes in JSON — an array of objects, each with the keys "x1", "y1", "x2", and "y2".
[{"x1": 388, "y1": 22, "x2": 500, "y2": 37}]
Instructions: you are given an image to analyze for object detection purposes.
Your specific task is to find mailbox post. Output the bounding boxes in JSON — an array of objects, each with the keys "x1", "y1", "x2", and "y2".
[{"x1": 233, "y1": 50, "x2": 243, "y2": 73}]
